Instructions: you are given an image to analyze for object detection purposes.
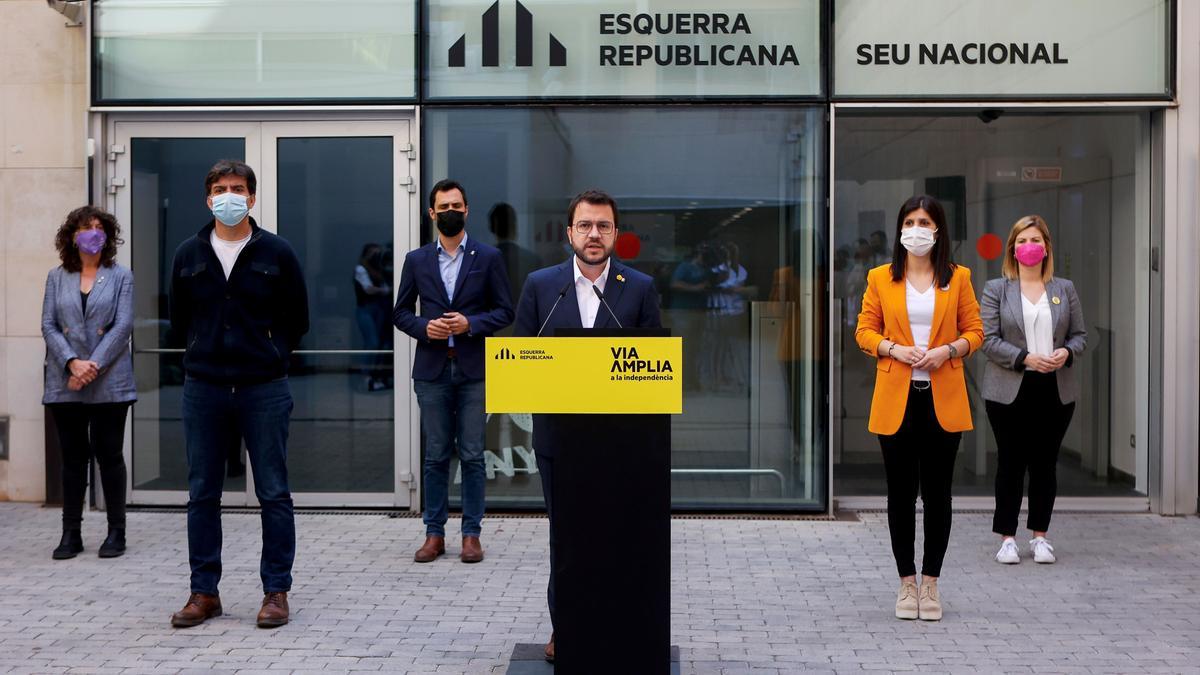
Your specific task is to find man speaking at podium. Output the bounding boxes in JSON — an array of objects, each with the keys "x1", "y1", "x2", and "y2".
[{"x1": 513, "y1": 189, "x2": 662, "y2": 662}]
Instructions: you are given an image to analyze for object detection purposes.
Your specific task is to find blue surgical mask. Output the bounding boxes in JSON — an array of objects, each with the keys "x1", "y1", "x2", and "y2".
[{"x1": 211, "y1": 193, "x2": 249, "y2": 227}]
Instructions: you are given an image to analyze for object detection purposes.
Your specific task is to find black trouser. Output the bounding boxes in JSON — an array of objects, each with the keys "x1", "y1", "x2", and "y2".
[
  {"x1": 878, "y1": 386, "x2": 961, "y2": 578},
  {"x1": 986, "y1": 372, "x2": 1075, "y2": 537},
  {"x1": 47, "y1": 402, "x2": 131, "y2": 530},
  {"x1": 535, "y1": 452, "x2": 557, "y2": 629}
]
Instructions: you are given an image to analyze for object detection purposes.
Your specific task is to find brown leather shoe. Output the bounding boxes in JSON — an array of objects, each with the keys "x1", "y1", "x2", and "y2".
[
  {"x1": 544, "y1": 632, "x2": 555, "y2": 663},
  {"x1": 460, "y1": 535, "x2": 484, "y2": 563},
  {"x1": 170, "y1": 592, "x2": 222, "y2": 628},
  {"x1": 257, "y1": 591, "x2": 289, "y2": 628},
  {"x1": 414, "y1": 535, "x2": 445, "y2": 563}
]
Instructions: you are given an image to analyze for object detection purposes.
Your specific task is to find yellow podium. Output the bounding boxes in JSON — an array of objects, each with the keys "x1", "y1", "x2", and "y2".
[
  {"x1": 485, "y1": 336, "x2": 683, "y2": 414},
  {"x1": 487, "y1": 331, "x2": 680, "y2": 673}
]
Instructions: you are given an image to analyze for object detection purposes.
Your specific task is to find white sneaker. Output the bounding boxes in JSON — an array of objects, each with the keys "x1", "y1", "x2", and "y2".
[
  {"x1": 994, "y1": 537, "x2": 1020, "y2": 564},
  {"x1": 1030, "y1": 536, "x2": 1056, "y2": 564}
]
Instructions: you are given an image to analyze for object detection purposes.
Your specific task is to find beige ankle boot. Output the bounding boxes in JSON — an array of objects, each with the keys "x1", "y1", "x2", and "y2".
[
  {"x1": 918, "y1": 578, "x2": 942, "y2": 621},
  {"x1": 895, "y1": 579, "x2": 919, "y2": 620}
]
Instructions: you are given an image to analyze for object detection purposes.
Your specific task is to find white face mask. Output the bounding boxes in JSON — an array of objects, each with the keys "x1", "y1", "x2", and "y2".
[{"x1": 900, "y1": 227, "x2": 937, "y2": 257}]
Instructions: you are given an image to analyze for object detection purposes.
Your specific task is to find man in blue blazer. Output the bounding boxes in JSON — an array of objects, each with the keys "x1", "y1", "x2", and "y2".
[
  {"x1": 513, "y1": 189, "x2": 662, "y2": 662},
  {"x1": 394, "y1": 179, "x2": 514, "y2": 564}
]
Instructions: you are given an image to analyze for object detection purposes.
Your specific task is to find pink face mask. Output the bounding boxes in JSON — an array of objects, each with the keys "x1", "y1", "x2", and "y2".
[{"x1": 1014, "y1": 243, "x2": 1046, "y2": 267}]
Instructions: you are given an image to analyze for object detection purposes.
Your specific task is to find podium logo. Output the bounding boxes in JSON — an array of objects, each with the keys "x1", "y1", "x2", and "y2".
[
  {"x1": 449, "y1": 1, "x2": 567, "y2": 68},
  {"x1": 495, "y1": 347, "x2": 516, "y2": 360},
  {"x1": 610, "y1": 346, "x2": 673, "y2": 374}
]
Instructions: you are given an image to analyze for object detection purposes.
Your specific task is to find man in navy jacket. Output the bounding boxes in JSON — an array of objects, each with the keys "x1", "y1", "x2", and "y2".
[
  {"x1": 513, "y1": 189, "x2": 662, "y2": 662},
  {"x1": 168, "y1": 160, "x2": 309, "y2": 630},
  {"x1": 394, "y1": 179, "x2": 514, "y2": 564}
]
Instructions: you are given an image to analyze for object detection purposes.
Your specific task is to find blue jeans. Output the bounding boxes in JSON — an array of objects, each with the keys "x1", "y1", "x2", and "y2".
[
  {"x1": 413, "y1": 360, "x2": 486, "y2": 537},
  {"x1": 183, "y1": 377, "x2": 295, "y2": 594}
]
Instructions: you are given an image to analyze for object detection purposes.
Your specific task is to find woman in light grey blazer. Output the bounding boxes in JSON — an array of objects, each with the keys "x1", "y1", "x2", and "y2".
[
  {"x1": 42, "y1": 206, "x2": 136, "y2": 560},
  {"x1": 980, "y1": 215, "x2": 1086, "y2": 566}
]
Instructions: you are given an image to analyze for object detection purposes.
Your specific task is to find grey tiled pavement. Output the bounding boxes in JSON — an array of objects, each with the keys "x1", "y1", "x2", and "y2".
[{"x1": 0, "y1": 503, "x2": 1198, "y2": 674}]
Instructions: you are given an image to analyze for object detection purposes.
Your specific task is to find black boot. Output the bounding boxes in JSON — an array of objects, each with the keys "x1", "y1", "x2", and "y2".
[
  {"x1": 98, "y1": 528, "x2": 126, "y2": 558},
  {"x1": 52, "y1": 529, "x2": 84, "y2": 560}
]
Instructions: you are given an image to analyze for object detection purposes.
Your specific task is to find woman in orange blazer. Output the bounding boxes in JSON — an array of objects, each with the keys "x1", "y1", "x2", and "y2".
[{"x1": 855, "y1": 195, "x2": 983, "y2": 622}]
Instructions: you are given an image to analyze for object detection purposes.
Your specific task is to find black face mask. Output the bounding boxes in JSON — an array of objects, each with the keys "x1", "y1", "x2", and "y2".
[{"x1": 435, "y1": 209, "x2": 466, "y2": 237}]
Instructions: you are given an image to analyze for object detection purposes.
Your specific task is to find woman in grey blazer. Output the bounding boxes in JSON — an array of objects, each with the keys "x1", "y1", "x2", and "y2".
[
  {"x1": 980, "y1": 216, "x2": 1086, "y2": 566},
  {"x1": 42, "y1": 206, "x2": 136, "y2": 560}
]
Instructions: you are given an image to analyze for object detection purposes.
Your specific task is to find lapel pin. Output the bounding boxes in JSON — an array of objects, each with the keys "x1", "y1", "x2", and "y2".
[
  {"x1": 1052, "y1": 296, "x2": 1061, "y2": 305},
  {"x1": 616, "y1": 274, "x2": 625, "y2": 282},
  {"x1": 470, "y1": 250, "x2": 475, "y2": 255}
]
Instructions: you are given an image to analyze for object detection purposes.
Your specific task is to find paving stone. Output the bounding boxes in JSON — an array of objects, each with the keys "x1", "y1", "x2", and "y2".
[{"x1": 0, "y1": 505, "x2": 1198, "y2": 673}]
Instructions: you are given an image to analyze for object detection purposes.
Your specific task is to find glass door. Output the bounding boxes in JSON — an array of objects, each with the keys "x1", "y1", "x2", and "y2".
[
  {"x1": 110, "y1": 117, "x2": 416, "y2": 508},
  {"x1": 113, "y1": 121, "x2": 261, "y2": 506},
  {"x1": 260, "y1": 121, "x2": 415, "y2": 506}
]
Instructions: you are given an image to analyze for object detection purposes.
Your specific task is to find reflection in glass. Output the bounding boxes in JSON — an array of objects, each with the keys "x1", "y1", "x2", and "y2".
[
  {"x1": 833, "y1": 113, "x2": 1151, "y2": 497},
  {"x1": 426, "y1": 107, "x2": 827, "y2": 510},
  {"x1": 95, "y1": 1, "x2": 418, "y2": 102},
  {"x1": 276, "y1": 136, "x2": 395, "y2": 493},
  {"x1": 131, "y1": 137, "x2": 247, "y2": 493}
]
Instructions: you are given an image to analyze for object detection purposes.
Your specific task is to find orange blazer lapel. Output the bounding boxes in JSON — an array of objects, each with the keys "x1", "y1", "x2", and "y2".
[{"x1": 886, "y1": 275, "x2": 915, "y2": 346}]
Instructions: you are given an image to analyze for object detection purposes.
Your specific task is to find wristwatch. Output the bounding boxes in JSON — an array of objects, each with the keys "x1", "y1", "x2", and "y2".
[{"x1": 946, "y1": 343, "x2": 959, "y2": 359}]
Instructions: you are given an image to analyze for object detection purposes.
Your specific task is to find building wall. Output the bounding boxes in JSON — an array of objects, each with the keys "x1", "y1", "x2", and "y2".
[{"x1": 0, "y1": 0, "x2": 88, "y2": 501}]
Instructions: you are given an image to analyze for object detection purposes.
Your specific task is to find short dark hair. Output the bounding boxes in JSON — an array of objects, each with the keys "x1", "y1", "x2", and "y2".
[
  {"x1": 488, "y1": 202, "x2": 518, "y2": 239},
  {"x1": 204, "y1": 159, "x2": 257, "y2": 196},
  {"x1": 566, "y1": 189, "x2": 619, "y2": 229},
  {"x1": 890, "y1": 194, "x2": 956, "y2": 288},
  {"x1": 55, "y1": 205, "x2": 123, "y2": 272},
  {"x1": 429, "y1": 179, "x2": 469, "y2": 209}
]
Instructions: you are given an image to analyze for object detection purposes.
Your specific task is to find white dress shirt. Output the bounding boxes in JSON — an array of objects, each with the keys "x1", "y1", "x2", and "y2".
[
  {"x1": 437, "y1": 233, "x2": 467, "y2": 347},
  {"x1": 906, "y1": 280, "x2": 935, "y2": 382},
  {"x1": 573, "y1": 256, "x2": 610, "y2": 328},
  {"x1": 1021, "y1": 292, "x2": 1054, "y2": 356}
]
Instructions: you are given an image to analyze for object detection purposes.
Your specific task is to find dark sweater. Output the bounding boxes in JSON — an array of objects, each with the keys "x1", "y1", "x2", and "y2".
[{"x1": 169, "y1": 219, "x2": 309, "y2": 385}]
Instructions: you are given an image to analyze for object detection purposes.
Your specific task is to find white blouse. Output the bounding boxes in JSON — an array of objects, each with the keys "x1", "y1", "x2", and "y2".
[
  {"x1": 1021, "y1": 292, "x2": 1054, "y2": 356},
  {"x1": 906, "y1": 281, "x2": 935, "y2": 382}
]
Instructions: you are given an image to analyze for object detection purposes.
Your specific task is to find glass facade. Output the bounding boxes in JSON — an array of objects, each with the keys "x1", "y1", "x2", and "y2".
[
  {"x1": 96, "y1": 1, "x2": 1173, "y2": 512},
  {"x1": 425, "y1": 106, "x2": 827, "y2": 510},
  {"x1": 94, "y1": 0, "x2": 418, "y2": 102},
  {"x1": 832, "y1": 112, "x2": 1153, "y2": 498}
]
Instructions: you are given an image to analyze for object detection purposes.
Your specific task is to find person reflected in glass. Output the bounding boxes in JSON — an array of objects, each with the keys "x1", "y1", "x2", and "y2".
[
  {"x1": 168, "y1": 160, "x2": 310, "y2": 629},
  {"x1": 354, "y1": 243, "x2": 393, "y2": 391},
  {"x1": 855, "y1": 195, "x2": 983, "y2": 622},
  {"x1": 489, "y1": 202, "x2": 542, "y2": 307},
  {"x1": 981, "y1": 216, "x2": 1087, "y2": 565},
  {"x1": 670, "y1": 243, "x2": 711, "y2": 391},
  {"x1": 709, "y1": 241, "x2": 751, "y2": 392},
  {"x1": 869, "y1": 229, "x2": 890, "y2": 267},
  {"x1": 394, "y1": 180, "x2": 514, "y2": 565},
  {"x1": 845, "y1": 237, "x2": 873, "y2": 329},
  {"x1": 42, "y1": 206, "x2": 136, "y2": 560}
]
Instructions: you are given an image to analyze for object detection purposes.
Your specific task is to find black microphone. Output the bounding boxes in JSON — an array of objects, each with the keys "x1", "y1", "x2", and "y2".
[
  {"x1": 592, "y1": 285, "x2": 623, "y2": 329},
  {"x1": 536, "y1": 280, "x2": 575, "y2": 337}
]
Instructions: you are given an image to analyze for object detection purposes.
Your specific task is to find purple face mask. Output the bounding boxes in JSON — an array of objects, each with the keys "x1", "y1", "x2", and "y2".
[{"x1": 75, "y1": 229, "x2": 107, "y2": 255}]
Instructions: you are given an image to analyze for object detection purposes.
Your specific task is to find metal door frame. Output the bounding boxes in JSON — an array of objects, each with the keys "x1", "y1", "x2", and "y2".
[{"x1": 102, "y1": 111, "x2": 419, "y2": 509}]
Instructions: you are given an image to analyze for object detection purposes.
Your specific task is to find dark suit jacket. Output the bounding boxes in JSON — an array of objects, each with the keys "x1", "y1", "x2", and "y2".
[
  {"x1": 514, "y1": 256, "x2": 663, "y2": 456},
  {"x1": 393, "y1": 237, "x2": 514, "y2": 381}
]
